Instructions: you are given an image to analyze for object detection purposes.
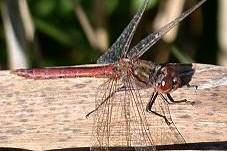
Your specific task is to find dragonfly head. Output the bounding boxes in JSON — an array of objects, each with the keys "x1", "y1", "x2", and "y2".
[{"x1": 154, "y1": 65, "x2": 181, "y2": 93}]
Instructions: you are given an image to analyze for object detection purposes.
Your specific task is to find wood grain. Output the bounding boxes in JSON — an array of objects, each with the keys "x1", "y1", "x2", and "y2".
[{"x1": 0, "y1": 63, "x2": 227, "y2": 150}]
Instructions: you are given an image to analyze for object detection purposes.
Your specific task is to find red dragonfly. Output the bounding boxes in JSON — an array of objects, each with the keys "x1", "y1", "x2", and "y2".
[{"x1": 14, "y1": 0, "x2": 206, "y2": 150}]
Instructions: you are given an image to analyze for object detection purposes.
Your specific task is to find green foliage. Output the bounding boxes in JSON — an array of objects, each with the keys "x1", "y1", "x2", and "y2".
[
  {"x1": 0, "y1": 0, "x2": 217, "y2": 68},
  {"x1": 132, "y1": 0, "x2": 157, "y2": 11}
]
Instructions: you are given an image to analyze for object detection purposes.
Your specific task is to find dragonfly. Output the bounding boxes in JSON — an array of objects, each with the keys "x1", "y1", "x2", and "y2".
[{"x1": 13, "y1": 0, "x2": 206, "y2": 150}]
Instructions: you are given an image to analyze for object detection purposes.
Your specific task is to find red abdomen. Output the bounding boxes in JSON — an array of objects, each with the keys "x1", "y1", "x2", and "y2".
[{"x1": 12, "y1": 64, "x2": 115, "y2": 79}]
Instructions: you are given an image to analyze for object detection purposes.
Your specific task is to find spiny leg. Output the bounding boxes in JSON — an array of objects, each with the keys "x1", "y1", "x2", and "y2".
[
  {"x1": 187, "y1": 83, "x2": 198, "y2": 90},
  {"x1": 163, "y1": 93, "x2": 195, "y2": 105},
  {"x1": 146, "y1": 91, "x2": 172, "y2": 125},
  {"x1": 86, "y1": 85, "x2": 130, "y2": 118}
]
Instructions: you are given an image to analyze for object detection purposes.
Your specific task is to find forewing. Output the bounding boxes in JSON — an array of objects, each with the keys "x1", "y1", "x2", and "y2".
[
  {"x1": 97, "y1": 0, "x2": 149, "y2": 64},
  {"x1": 127, "y1": 0, "x2": 206, "y2": 60}
]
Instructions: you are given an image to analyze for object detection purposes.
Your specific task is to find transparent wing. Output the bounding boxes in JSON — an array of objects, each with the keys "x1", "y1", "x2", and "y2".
[
  {"x1": 127, "y1": 0, "x2": 206, "y2": 60},
  {"x1": 90, "y1": 76, "x2": 186, "y2": 151},
  {"x1": 97, "y1": 0, "x2": 149, "y2": 64},
  {"x1": 90, "y1": 77, "x2": 155, "y2": 151},
  {"x1": 90, "y1": 78, "x2": 124, "y2": 150}
]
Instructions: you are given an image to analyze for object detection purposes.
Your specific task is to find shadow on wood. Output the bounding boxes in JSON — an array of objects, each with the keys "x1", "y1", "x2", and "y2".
[
  {"x1": 1, "y1": 141, "x2": 227, "y2": 150},
  {"x1": 47, "y1": 141, "x2": 227, "y2": 150}
]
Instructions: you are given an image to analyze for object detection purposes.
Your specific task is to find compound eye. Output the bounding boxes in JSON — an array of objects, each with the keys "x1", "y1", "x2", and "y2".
[{"x1": 158, "y1": 79, "x2": 172, "y2": 93}]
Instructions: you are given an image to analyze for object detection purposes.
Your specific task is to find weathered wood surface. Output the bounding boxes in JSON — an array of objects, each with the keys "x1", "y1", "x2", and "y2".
[{"x1": 0, "y1": 63, "x2": 227, "y2": 150}]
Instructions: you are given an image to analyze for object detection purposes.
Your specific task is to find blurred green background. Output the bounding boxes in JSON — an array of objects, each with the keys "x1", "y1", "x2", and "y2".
[{"x1": 0, "y1": 0, "x2": 223, "y2": 70}]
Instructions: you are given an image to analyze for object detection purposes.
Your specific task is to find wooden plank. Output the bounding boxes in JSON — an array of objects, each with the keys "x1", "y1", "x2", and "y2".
[{"x1": 0, "y1": 63, "x2": 226, "y2": 150}]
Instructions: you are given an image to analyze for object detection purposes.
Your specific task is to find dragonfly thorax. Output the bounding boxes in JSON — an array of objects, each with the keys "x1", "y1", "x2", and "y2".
[
  {"x1": 114, "y1": 59, "x2": 182, "y2": 93},
  {"x1": 124, "y1": 59, "x2": 157, "y2": 88}
]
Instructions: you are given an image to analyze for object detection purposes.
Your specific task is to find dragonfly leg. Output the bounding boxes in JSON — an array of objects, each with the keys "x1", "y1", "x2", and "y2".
[
  {"x1": 146, "y1": 91, "x2": 172, "y2": 125},
  {"x1": 159, "y1": 93, "x2": 187, "y2": 104},
  {"x1": 165, "y1": 93, "x2": 194, "y2": 105},
  {"x1": 85, "y1": 85, "x2": 127, "y2": 118},
  {"x1": 187, "y1": 83, "x2": 198, "y2": 89},
  {"x1": 85, "y1": 97, "x2": 109, "y2": 118}
]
